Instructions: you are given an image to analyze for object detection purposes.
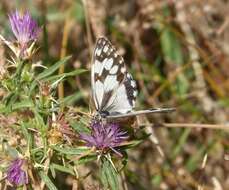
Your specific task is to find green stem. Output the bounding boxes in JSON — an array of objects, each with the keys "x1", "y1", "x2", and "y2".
[{"x1": 14, "y1": 60, "x2": 24, "y2": 79}]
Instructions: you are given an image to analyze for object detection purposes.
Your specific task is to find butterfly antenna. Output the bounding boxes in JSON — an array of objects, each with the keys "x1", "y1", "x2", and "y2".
[{"x1": 149, "y1": 107, "x2": 176, "y2": 113}]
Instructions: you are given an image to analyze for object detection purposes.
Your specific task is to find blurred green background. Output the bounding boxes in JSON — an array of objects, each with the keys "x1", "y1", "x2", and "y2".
[{"x1": 0, "y1": 0, "x2": 228, "y2": 189}]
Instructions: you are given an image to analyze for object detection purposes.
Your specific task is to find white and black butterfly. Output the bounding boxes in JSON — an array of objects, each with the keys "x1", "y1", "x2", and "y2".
[{"x1": 91, "y1": 37, "x2": 174, "y2": 121}]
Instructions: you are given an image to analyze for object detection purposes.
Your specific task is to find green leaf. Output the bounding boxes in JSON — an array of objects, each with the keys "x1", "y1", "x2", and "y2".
[
  {"x1": 37, "y1": 56, "x2": 71, "y2": 80},
  {"x1": 31, "y1": 147, "x2": 45, "y2": 163},
  {"x1": 151, "y1": 175, "x2": 162, "y2": 187},
  {"x1": 3, "y1": 93, "x2": 18, "y2": 112},
  {"x1": 218, "y1": 98, "x2": 229, "y2": 108},
  {"x1": 47, "y1": 12, "x2": 66, "y2": 22},
  {"x1": 60, "y1": 91, "x2": 84, "y2": 106},
  {"x1": 171, "y1": 128, "x2": 191, "y2": 159},
  {"x1": 33, "y1": 109, "x2": 46, "y2": 131},
  {"x1": 73, "y1": 1, "x2": 85, "y2": 23},
  {"x1": 101, "y1": 162, "x2": 109, "y2": 189},
  {"x1": 20, "y1": 122, "x2": 33, "y2": 150},
  {"x1": 50, "y1": 165, "x2": 56, "y2": 178},
  {"x1": 3, "y1": 92, "x2": 14, "y2": 105},
  {"x1": 157, "y1": 7, "x2": 189, "y2": 96},
  {"x1": 69, "y1": 118, "x2": 91, "y2": 134},
  {"x1": 12, "y1": 100, "x2": 34, "y2": 110},
  {"x1": 77, "y1": 154, "x2": 97, "y2": 165},
  {"x1": 160, "y1": 27, "x2": 183, "y2": 65},
  {"x1": 52, "y1": 145, "x2": 91, "y2": 155},
  {"x1": 44, "y1": 69, "x2": 87, "y2": 82},
  {"x1": 118, "y1": 140, "x2": 143, "y2": 149},
  {"x1": 4, "y1": 144, "x2": 19, "y2": 158},
  {"x1": 50, "y1": 163, "x2": 75, "y2": 176},
  {"x1": 16, "y1": 186, "x2": 23, "y2": 190},
  {"x1": 0, "y1": 103, "x2": 8, "y2": 113},
  {"x1": 160, "y1": 26, "x2": 189, "y2": 95},
  {"x1": 29, "y1": 56, "x2": 71, "y2": 93},
  {"x1": 160, "y1": 25, "x2": 189, "y2": 95},
  {"x1": 100, "y1": 157, "x2": 119, "y2": 190},
  {"x1": 120, "y1": 151, "x2": 128, "y2": 171},
  {"x1": 39, "y1": 171, "x2": 58, "y2": 190}
]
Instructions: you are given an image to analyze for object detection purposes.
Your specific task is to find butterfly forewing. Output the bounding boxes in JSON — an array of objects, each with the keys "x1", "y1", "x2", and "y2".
[{"x1": 91, "y1": 37, "x2": 137, "y2": 115}]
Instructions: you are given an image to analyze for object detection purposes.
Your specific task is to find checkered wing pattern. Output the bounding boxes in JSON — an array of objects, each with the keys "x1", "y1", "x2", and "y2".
[{"x1": 91, "y1": 37, "x2": 137, "y2": 115}]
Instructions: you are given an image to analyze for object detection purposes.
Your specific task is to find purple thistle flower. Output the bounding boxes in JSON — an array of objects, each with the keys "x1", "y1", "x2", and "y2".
[
  {"x1": 9, "y1": 10, "x2": 39, "y2": 48},
  {"x1": 80, "y1": 122, "x2": 128, "y2": 154},
  {"x1": 7, "y1": 158, "x2": 28, "y2": 186}
]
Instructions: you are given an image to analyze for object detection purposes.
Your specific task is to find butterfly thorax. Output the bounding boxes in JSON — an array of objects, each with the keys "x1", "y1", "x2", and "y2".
[{"x1": 92, "y1": 111, "x2": 110, "y2": 123}]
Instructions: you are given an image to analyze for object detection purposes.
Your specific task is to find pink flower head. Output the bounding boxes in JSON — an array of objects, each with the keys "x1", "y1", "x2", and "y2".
[
  {"x1": 9, "y1": 10, "x2": 39, "y2": 48},
  {"x1": 80, "y1": 122, "x2": 128, "y2": 154},
  {"x1": 7, "y1": 158, "x2": 28, "y2": 186}
]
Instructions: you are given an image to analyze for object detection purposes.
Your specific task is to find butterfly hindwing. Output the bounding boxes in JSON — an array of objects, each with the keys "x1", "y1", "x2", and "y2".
[
  {"x1": 91, "y1": 37, "x2": 137, "y2": 115},
  {"x1": 104, "y1": 73, "x2": 137, "y2": 114}
]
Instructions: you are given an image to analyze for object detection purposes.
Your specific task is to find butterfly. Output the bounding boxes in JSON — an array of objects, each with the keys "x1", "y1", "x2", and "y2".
[{"x1": 91, "y1": 37, "x2": 174, "y2": 121}]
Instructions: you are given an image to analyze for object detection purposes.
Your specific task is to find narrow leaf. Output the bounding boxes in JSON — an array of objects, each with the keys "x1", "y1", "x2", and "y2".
[
  {"x1": 70, "y1": 119, "x2": 91, "y2": 134},
  {"x1": 50, "y1": 163, "x2": 75, "y2": 176},
  {"x1": 77, "y1": 154, "x2": 97, "y2": 165},
  {"x1": 29, "y1": 56, "x2": 71, "y2": 93},
  {"x1": 101, "y1": 161, "x2": 109, "y2": 189},
  {"x1": 20, "y1": 122, "x2": 33, "y2": 150},
  {"x1": 101, "y1": 158, "x2": 119, "y2": 190},
  {"x1": 52, "y1": 145, "x2": 91, "y2": 155},
  {"x1": 43, "y1": 69, "x2": 87, "y2": 82},
  {"x1": 39, "y1": 171, "x2": 58, "y2": 190},
  {"x1": 60, "y1": 91, "x2": 84, "y2": 106},
  {"x1": 37, "y1": 56, "x2": 71, "y2": 80},
  {"x1": 12, "y1": 100, "x2": 34, "y2": 110}
]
